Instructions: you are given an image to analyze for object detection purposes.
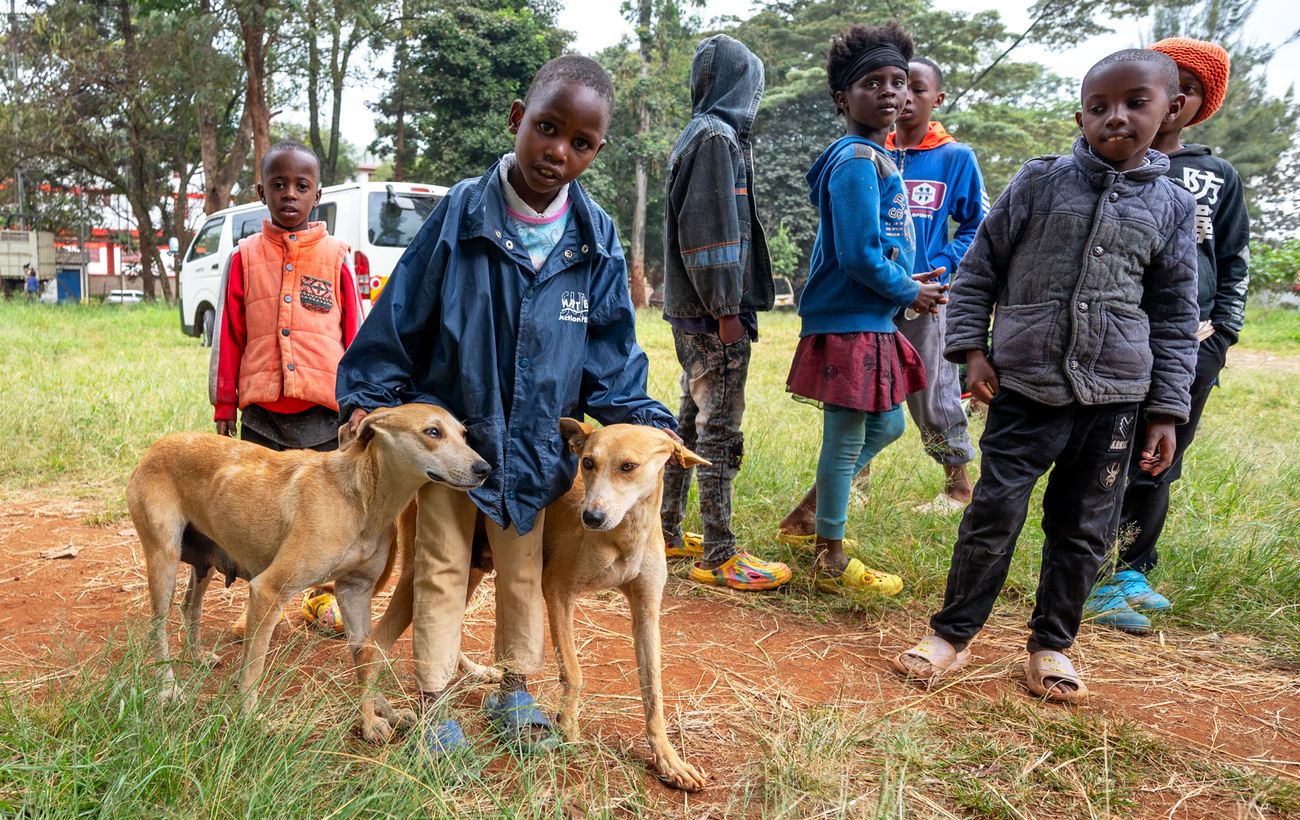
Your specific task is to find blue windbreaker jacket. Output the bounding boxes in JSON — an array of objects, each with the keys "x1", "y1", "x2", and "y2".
[{"x1": 336, "y1": 163, "x2": 675, "y2": 534}]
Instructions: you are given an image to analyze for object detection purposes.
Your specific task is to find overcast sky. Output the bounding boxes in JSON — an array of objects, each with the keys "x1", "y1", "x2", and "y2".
[{"x1": 333, "y1": 0, "x2": 1300, "y2": 158}]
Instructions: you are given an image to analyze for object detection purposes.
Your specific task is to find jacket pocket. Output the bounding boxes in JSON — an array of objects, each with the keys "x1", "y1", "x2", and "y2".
[
  {"x1": 989, "y1": 301, "x2": 1059, "y2": 377},
  {"x1": 1092, "y1": 304, "x2": 1153, "y2": 382}
]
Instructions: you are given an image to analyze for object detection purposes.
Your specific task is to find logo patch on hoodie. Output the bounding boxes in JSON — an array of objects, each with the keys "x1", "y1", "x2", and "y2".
[
  {"x1": 559, "y1": 290, "x2": 588, "y2": 324},
  {"x1": 299, "y1": 275, "x2": 334, "y2": 313},
  {"x1": 905, "y1": 180, "x2": 947, "y2": 216}
]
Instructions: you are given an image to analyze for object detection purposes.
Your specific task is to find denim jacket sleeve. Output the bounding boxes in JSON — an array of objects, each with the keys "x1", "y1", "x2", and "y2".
[
  {"x1": 1139, "y1": 192, "x2": 1199, "y2": 422},
  {"x1": 335, "y1": 196, "x2": 453, "y2": 420},
  {"x1": 827, "y1": 160, "x2": 919, "y2": 306},
  {"x1": 945, "y1": 163, "x2": 1033, "y2": 363},
  {"x1": 579, "y1": 236, "x2": 678, "y2": 431},
  {"x1": 671, "y1": 134, "x2": 745, "y2": 317}
]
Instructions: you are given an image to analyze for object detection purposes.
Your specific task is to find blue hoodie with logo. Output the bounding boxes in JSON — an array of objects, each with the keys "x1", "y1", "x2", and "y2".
[{"x1": 885, "y1": 121, "x2": 989, "y2": 285}]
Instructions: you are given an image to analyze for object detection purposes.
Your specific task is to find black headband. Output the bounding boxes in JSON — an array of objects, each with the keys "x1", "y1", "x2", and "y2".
[{"x1": 835, "y1": 43, "x2": 909, "y2": 92}]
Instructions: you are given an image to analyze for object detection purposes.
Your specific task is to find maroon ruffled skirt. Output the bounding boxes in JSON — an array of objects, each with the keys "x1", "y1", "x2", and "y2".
[{"x1": 786, "y1": 331, "x2": 927, "y2": 413}]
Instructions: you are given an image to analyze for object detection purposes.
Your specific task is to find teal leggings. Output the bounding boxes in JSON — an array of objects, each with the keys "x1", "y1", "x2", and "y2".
[{"x1": 815, "y1": 405, "x2": 906, "y2": 540}]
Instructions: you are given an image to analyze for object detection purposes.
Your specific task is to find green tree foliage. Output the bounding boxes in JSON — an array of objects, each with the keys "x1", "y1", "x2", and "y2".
[
  {"x1": 371, "y1": 0, "x2": 570, "y2": 185},
  {"x1": 1250, "y1": 238, "x2": 1300, "y2": 290}
]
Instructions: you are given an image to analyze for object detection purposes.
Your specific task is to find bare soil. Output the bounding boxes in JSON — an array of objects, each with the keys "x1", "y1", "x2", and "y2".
[{"x1": 4, "y1": 492, "x2": 1299, "y2": 818}]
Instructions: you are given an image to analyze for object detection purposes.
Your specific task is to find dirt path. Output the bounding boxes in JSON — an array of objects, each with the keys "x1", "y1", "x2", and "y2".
[{"x1": 4, "y1": 494, "x2": 1299, "y2": 818}]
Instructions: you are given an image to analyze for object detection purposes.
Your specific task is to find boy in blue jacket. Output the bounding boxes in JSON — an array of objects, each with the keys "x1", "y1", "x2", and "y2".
[
  {"x1": 886, "y1": 57, "x2": 989, "y2": 512},
  {"x1": 893, "y1": 50, "x2": 1199, "y2": 703},
  {"x1": 336, "y1": 55, "x2": 676, "y2": 756}
]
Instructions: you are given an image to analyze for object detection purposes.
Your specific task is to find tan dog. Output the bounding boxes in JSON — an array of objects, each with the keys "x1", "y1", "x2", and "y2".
[
  {"x1": 126, "y1": 404, "x2": 489, "y2": 714},
  {"x1": 357, "y1": 420, "x2": 709, "y2": 791}
]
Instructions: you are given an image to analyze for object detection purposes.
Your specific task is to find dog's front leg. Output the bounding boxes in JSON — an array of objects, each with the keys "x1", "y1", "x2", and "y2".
[
  {"x1": 357, "y1": 526, "x2": 417, "y2": 743},
  {"x1": 182, "y1": 565, "x2": 220, "y2": 669},
  {"x1": 624, "y1": 581, "x2": 706, "y2": 792},
  {"x1": 238, "y1": 574, "x2": 295, "y2": 715},
  {"x1": 546, "y1": 583, "x2": 583, "y2": 742}
]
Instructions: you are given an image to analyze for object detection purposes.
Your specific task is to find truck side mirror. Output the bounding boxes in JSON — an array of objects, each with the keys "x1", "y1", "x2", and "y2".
[{"x1": 168, "y1": 237, "x2": 179, "y2": 255}]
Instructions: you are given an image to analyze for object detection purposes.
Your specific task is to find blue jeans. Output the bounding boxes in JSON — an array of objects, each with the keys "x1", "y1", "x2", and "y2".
[{"x1": 815, "y1": 405, "x2": 905, "y2": 541}]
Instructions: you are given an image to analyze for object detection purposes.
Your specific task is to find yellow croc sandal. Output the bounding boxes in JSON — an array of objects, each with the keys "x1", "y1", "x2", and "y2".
[{"x1": 816, "y1": 557, "x2": 902, "y2": 597}]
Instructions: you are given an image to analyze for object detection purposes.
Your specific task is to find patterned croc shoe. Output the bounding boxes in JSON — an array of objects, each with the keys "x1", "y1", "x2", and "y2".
[
  {"x1": 665, "y1": 531, "x2": 704, "y2": 558},
  {"x1": 690, "y1": 552, "x2": 793, "y2": 591},
  {"x1": 302, "y1": 588, "x2": 347, "y2": 638}
]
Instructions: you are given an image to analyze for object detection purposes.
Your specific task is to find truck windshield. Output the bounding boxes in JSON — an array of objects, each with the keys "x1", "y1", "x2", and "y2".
[{"x1": 367, "y1": 193, "x2": 442, "y2": 248}]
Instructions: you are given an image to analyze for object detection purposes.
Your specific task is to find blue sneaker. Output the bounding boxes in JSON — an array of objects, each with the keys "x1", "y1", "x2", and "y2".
[
  {"x1": 419, "y1": 717, "x2": 470, "y2": 758},
  {"x1": 1113, "y1": 570, "x2": 1172, "y2": 613},
  {"x1": 1083, "y1": 585, "x2": 1151, "y2": 634},
  {"x1": 484, "y1": 689, "x2": 561, "y2": 754}
]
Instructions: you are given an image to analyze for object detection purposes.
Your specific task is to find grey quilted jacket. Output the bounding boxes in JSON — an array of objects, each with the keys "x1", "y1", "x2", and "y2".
[{"x1": 946, "y1": 136, "x2": 1199, "y2": 422}]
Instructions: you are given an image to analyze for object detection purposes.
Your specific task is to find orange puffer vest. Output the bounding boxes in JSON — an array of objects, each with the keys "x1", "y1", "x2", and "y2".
[{"x1": 237, "y1": 220, "x2": 350, "y2": 411}]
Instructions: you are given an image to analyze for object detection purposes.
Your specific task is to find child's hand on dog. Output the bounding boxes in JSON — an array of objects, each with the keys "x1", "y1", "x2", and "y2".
[
  {"x1": 216, "y1": 420, "x2": 235, "y2": 437},
  {"x1": 965, "y1": 350, "x2": 999, "y2": 404},
  {"x1": 1139, "y1": 415, "x2": 1177, "y2": 476},
  {"x1": 910, "y1": 267, "x2": 948, "y2": 315}
]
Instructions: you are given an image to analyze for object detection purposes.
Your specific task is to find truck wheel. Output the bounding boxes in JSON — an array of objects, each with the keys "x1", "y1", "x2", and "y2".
[{"x1": 201, "y1": 308, "x2": 215, "y2": 347}]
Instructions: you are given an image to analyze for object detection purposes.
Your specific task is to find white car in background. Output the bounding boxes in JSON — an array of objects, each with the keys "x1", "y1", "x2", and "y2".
[
  {"x1": 176, "y1": 181, "x2": 449, "y2": 345},
  {"x1": 106, "y1": 289, "x2": 145, "y2": 305}
]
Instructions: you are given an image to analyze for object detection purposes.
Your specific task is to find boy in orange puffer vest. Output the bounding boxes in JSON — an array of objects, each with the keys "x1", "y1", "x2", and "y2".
[{"x1": 209, "y1": 140, "x2": 363, "y2": 636}]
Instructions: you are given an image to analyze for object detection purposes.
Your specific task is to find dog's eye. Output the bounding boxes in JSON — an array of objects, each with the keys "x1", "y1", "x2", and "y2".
[
  {"x1": 425, "y1": 427, "x2": 441, "y2": 438},
  {"x1": 581, "y1": 456, "x2": 594, "y2": 470},
  {"x1": 620, "y1": 462, "x2": 638, "y2": 472}
]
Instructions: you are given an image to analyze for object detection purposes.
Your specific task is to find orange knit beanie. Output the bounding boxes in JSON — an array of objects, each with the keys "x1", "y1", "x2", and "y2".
[{"x1": 1149, "y1": 37, "x2": 1231, "y2": 126}]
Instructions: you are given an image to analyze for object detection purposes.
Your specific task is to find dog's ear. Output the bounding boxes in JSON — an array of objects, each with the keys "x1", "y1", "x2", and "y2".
[
  {"x1": 669, "y1": 437, "x2": 710, "y2": 468},
  {"x1": 559, "y1": 417, "x2": 594, "y2": 455},
  {"x1": 339, "y1": 410, "x2": 384, "y2": 452}
]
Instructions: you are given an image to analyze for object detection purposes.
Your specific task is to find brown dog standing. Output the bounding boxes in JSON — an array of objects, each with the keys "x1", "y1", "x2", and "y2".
[
  {"x1": 126, "y1": 404, "x2": 488, "y2": 714},
  {"x1": 357, "y1": 420, "x2": 709, "y2": 791}
]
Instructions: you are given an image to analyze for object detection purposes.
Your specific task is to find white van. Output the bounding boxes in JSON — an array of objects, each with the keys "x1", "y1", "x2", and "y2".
[{"x1": 178, "y1": 180, "x2": 449, "y2": 344}]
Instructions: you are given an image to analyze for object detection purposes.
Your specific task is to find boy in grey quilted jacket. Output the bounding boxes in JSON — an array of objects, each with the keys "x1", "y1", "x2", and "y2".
[{"x1": 892, "y1": 50, "x2": 1199, "y2": 703}]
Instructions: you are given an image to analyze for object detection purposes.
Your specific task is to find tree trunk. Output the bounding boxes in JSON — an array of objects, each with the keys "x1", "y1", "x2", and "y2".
[
  {"x1": 307, "y1": 0, "x2": 324, "y2": 169},
  {"x1": 393, "y1": 24, "x2": 408, "y2": 182},
  {"x1": 198, "y1": 102, "x2": 253, "y2": 214},
  {"x1": 628, "y1": 0, "x2": 653, "y2": 309},
  {"x1": 239, "y1": 5, "x2": 273, "y2": 184}
]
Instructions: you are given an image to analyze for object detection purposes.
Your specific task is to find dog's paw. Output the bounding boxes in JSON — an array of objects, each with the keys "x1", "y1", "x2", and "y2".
[
  {"x1": 653, "y1": 750, "x2": 707, "y2": 793},
  {"x1": 201, "y1": 651, "x2": 221, "y2": 669},
  {"x1": 458, "y1": 657, "x2": 502, "y2": 683},
  {"x1": 158, "y1": 680, "x2": 183, "y2": 706},
  {"x1": 557, "y1": 712, "x2": 581, "y2": 743},
  {"x1": 360, "y1": 715, "x2": 393, "y2": 744}
]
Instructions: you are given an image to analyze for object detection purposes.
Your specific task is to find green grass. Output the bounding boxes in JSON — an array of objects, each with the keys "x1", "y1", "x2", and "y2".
[{"x1": 2, "y1": 298, "x2": 1299, "y2": 816}]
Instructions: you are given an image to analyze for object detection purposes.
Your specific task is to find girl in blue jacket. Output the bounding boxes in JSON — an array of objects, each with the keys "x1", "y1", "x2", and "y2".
[{"x1": 784, "y1": 22, "x2": 946, "y2": 596}]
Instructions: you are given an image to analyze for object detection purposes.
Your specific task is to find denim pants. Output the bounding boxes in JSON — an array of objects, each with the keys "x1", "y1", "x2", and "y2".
[
  {"x1": 661, "y1": 327, "x2": 750, "y2": 566},
  {"x1": 1113, "y1": 340, "x2": 1225, "y2": 574},
  {"x1": 930, "y1": 390, "x2": 1139, "y2": 651},
  {"x1": 897, "y1": 305, "x2": 975, "y2": 466},
  {"x1": 816, "y1": 405, "x2": 905, "y2": 540}
]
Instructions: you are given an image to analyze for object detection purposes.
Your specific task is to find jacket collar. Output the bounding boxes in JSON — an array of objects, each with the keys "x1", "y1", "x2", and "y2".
[
  {"x1": 259, "y1": 219, "x2": 328, "y2": 249},
  {"x1": 1071, "y1": 135, "x2": 1170, "y2": 188},
  {"x1": 885, "y1": 120, "x2": 956, "y2": 151},
  {"x1": 460, "y1": 160, "x2": 609, "y2": 264}
]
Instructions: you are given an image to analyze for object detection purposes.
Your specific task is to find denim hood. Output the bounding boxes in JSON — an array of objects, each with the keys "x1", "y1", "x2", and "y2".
[
  {"x1": 662, "y1": 35, "x2": 773, "y2": 319},
  {"x1": 690, "y1": 34, "x2": 764, "y2": 141}
]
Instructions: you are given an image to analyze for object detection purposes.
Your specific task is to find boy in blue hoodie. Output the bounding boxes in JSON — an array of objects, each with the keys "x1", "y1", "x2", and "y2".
[
  {"x1": 887, "y1": 57, "x2": 989, "y2": 512},
  {"x1": 336, "y1": 55, "x2": 675, "y2": 756},
  {"x1": 659, "y1": 34, "x2": 793, "y2": 592}
]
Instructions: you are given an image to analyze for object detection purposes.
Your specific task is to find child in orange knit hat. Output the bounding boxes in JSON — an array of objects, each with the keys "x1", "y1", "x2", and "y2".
[{"x1": 1084, "y1": 37, "x2": 1250, "y2": 633}]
